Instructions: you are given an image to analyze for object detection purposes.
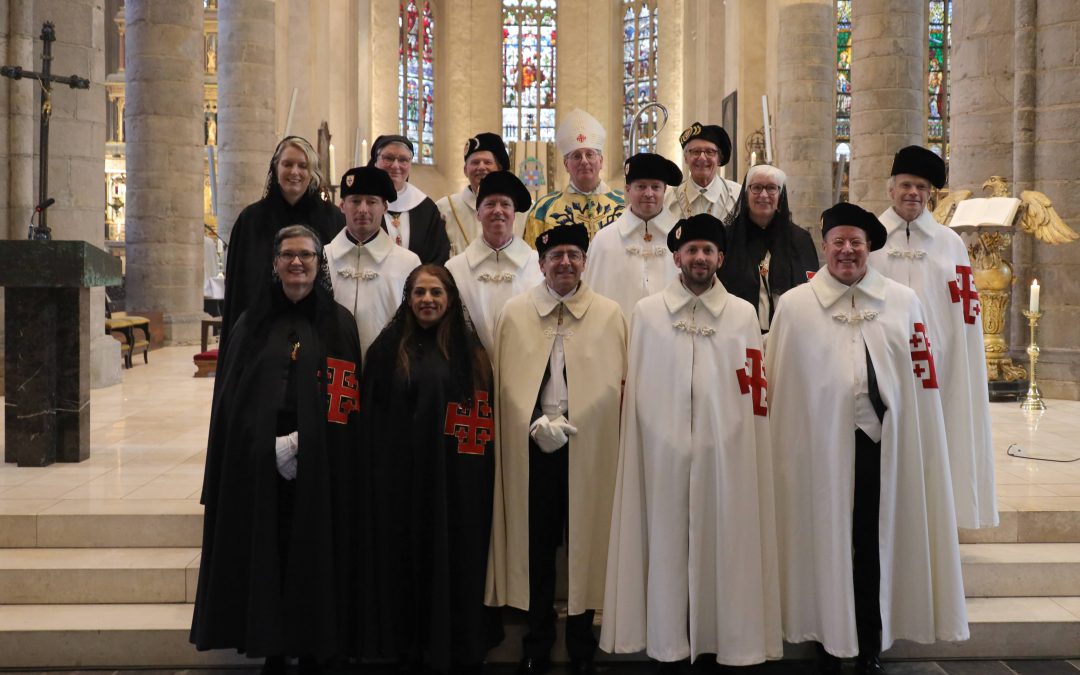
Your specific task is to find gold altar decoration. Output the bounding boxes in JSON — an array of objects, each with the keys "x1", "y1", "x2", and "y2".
[
  {"x1": 942, "y1": 176, "x2": 1079, "y2": 382},
  {"x1": 1020, "y1": 310, "x2": 1046, "y2": 410}
]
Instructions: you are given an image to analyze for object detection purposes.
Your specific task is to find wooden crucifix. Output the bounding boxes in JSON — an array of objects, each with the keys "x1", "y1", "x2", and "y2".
[{"x1": 1, "y1": 22, "x2": 90, "y2": 241}]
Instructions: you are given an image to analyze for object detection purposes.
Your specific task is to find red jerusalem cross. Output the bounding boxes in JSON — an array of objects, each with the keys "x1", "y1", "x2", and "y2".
[
  {"x1": 325, "y1": 357, "x2": 359, "y2": 424},
  {"x1": 908, "y1": 323, "x2": 939, "y2": 389},
  {"x1": 444, "y1": 391, "x2": 493, "y2": 455},
  {"x1": 948, "y1": 265, "x2": 981, "y2": 325},
  {"x1": 736, "y1": 348, "x2": 768, "y2": 416},
  {"x1": 576, "y1": 133, "x2": 587, "y2": 143}
]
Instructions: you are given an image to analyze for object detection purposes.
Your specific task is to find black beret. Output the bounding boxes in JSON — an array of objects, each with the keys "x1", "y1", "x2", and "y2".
[
  {"x1": 820, "y1": 202, "x2": 888, "y2": 251},
  {"x1": 339, "y1": 166, "x2": 396, "y2": 202},
  {"x1": 476, "y1": 171, "x2": 533, "y2": 213},
  {"x1": 465, "y1": 132, "x2": 511, "y2": 171},
  {"x1": 890, "y1": 145, "x2": 946, "y2": 189},
  {"x1": 667, "y1": 213, "x2": 727, "y2": 253},
  {"x1": 624, "y1": 152, "x2": 683, "y2": 186},
  {"x1": 678, "y1": 122, "x2": 733, "y2": 166},
  {"x1": 368, "y1": 134, "x2": 414, "y2": 165},
  {"x1": 535, "y1": 223, "x2": 590, "y2": 257}
]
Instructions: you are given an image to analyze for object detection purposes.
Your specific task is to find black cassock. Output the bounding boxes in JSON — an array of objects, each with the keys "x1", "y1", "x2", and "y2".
[
  {"x1": 361, "y1": 327, "x2": 500, "y2": 671},
  {"x1": 191, "y1": 286, "x2": 362, "y2": 659}
]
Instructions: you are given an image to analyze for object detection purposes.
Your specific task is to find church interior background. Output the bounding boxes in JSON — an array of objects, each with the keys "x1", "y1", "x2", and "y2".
[{"x1": 1, "y1": 0, "x2": 1080, "y2": 668}]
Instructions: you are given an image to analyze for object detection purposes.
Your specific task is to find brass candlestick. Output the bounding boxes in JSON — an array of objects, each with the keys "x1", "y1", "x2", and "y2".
[{"x1": 1020, "y1": 310, "x2": 1046, "y2": 410}]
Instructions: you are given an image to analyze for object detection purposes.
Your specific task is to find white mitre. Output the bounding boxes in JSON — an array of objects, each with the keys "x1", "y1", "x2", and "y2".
[{"x1": 556, "y1": 108, "x2": 606, "y2": 157}]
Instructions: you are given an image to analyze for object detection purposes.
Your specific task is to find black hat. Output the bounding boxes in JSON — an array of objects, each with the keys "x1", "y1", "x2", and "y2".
[
  {"x1": 339, "y1": 166, "x2": 396, "y2": 202},
  {"x1": 678, "y1": 122, "x2": 733, "y2": 166},
  {"x1": 890, "y1": 145, "x2": 946, "y2": 189},
  {"x1": 476, "y1": 171, "x2": 533, "y2": 213},
  {"x1": 624, "y1": 152, "x2": 683, "y2": 186},
  {"x1": 820, "y1": 202, "x2": 888, "y2": 251},
  {"x1": 535, "y1": 223, "x2": 590, "y2": 257},
  {"x1": 368, "y1": 134, "x2": 414, "y2": 166},
  {"x1": 667, "y1": 213, "x2": 727, "y2": 253},
  {"x1": 465, "y1": 132, "x2": 510, "y2": 171}
]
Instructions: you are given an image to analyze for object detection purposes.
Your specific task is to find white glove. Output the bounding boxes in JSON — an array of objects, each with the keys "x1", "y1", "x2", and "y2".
[
  {"x1": 275, "y1": 431, "x2": 299, "y2": 480},
  {"x1": 530, "y1": 415, "x2": 578, "y2": 453}
]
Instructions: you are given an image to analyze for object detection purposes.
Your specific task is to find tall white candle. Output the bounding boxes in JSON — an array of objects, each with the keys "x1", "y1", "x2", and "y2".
[
  {"x1": 1030, "y1": 279, "x2": 1040, "y2": 313},
  {"x1": 329, "y1": 144, "x2": 337, "y2": 185},
  {"x1": 750, "y1": 151, "x2": 757, "y2": 167},
  {"x1": 284, "y1": 88, "x2": 298, "y2": 137},
  {"x1": 361, "y1": 140, "x2": 368, "y2": 165}
]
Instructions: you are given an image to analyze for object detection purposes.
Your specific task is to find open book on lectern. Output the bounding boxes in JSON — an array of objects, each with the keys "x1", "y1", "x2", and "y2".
[{"x1": 946, "y1": 197, "x2": 1022, "y2": 232}]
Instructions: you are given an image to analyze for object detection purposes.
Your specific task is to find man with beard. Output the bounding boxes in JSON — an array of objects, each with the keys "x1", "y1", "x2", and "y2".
[
  {"x1": 601, "y1": 213, "x2": 782, "y2": 669},
  {"x1": 582, "y1": 152, "x2": 683, "y2": 319},
  {"x1": 436, "y1": 132, "x2": 525, "y2": 256},
  {"x1": 446, "y1": 170, "x2": 543, "y2": 354},
  {"x1": 869, "y1": 145, "x2": 997, "y2": 530},
  {"x1": 326, "y1": 166, "x2": 420, "y2": 357},
  {"x1": 665, "y1": 123, "x2": 742, "y2": 221}
]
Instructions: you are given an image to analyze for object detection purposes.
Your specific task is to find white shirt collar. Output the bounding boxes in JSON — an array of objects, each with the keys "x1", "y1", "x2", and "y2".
[
  {"x1": 567, "y1": 180, "x2": 611, "y2": 196},
  {"x1": 662, "y1": 276, "x2": 729, "y2": 318},
  {"x1": 463, "y1": 234, "x2": 532, "y2": 270},
  {"x1": 879, "y1": 205, "x2": 939, "y2": 238},
  {"x1": 388, "y1": 182, "x2": 427, "y2": 212},
  {"x1": 809, "y1": 265, "x2": 888, "y2": 309},
  {"x1": 616, "y1": 207, "x2": 676, "y2": 238},
  {"x1": 327, "y1": 227, "x2": 395, "y2": 265},
  {"x1": 688, "y1": 174, "x2": 724, "y2": 204},
  {"x1": 459, "y1": 185, "x2": 478, "y2": 212}
]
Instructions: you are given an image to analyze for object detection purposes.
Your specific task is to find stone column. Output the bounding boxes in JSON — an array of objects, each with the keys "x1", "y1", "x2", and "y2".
[
  {"x1": 124, "y1": 0, "x2": 205, "y2": 344},
  {"x1": 216, "y1": 0, "x2": 275, "y2": 244},
  {"x1": 776, "y1": 0, "x2": 834, "y2": 241},
  {"x1": 4, "y1": 0, "x2": 35, "y2": 241},
  {"x1": 848, "y1": 0, "x2": 925, "y2": 213}
]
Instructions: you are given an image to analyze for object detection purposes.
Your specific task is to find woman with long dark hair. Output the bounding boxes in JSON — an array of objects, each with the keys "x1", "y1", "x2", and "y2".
[
  {"x1": 193, "y1": 225, "x2": 361, "y2": 675},
  {"x1": 718, "y1": 165, "x2": 819, "y2": 332},
  {"x1": 220, "y1": 136, "x2": 346, "y2": 350},
  {"x1": 361, "y1": 264, "x2": 500, "y2": 673}
]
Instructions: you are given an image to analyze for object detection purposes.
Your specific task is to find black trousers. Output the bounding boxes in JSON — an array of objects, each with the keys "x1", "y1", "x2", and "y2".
[
  {"x1": 523, "y1": 440, "x2": 597, "y2": 662},
  {"x1": 852, "y1": 428, "x2": 882, "y2": 659}
]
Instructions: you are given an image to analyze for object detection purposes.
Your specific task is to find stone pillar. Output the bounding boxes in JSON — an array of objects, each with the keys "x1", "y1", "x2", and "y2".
[
  {"x1": 4, "y1": 0, "x2": 34, "y2": 241},
  {"x1": 724, "y1": 0, "x2": 768, "y2": 182},
  {"x1": 124, "y1": 0, "x2": 204, "y2": 344},
  {"x1": 216, "y1": 0, "x2": 275, "y2": 244},
  {"x1": 776, "y1": 0, "x2": 834, "y2": 241},
  {"x1": 848, "y1": 0, "x2": 925, "y2": 213}
]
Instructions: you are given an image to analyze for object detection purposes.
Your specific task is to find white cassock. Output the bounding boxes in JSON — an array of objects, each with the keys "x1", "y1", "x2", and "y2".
[
  {"x1": 871, "y1": 207, "x2": 997, "y2": 529},
  {"x1": 436, "y1": 186, "x2": 526, "y2": 257},
  {"x1": 326, "y1": 228, "x2": 420, "y2": 357},
  {"x1": 664, "y1": 174, "x2": 742, "y2": 221},
  {"x1": 601, "y1": 278, "x2": 782, "y2": 666},
  {"x1": 767, "y1": 266, "x2": 968, "y2": 658},
  {"x1": 581, "y1": 208, "x2": 678, "y2": 319},
  {"x1": 446, "y1": 236, "x2": 543, "y2": 355}
]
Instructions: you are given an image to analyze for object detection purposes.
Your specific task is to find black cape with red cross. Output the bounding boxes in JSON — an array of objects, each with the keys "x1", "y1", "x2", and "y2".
[
  {"x1": 359, "y1": 323, "x2": 502, "y2": 670},
  {"x1": 191, "y1": 283, "x2": 363, "y2": 659}
]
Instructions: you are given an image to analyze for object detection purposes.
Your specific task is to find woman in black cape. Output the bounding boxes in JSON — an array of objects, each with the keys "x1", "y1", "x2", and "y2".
[
  {"x1": 718, "y1": 164, "x2": 819, "y2": 332},
  {"x1": 361, "y1": 263, "x2": 501, "y2": 673},
  {"x1": 192, "y1": 225, "x2": 362, "y2": 674},
  {"x1": 220, "y1": 136, "x2": 346, "y2": 350}
]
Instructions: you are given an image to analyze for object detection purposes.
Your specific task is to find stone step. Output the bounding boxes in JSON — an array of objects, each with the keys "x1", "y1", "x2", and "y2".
[
  {"x1": 0, "y1": 499, "x2": 203, "y2": 548},
  {"x1": 959, "y1": 507, "x2": 1080, "y2": 544},
  {"x1": 961, "y1": 543, "x2": 1080, "y2": 598},
  {"x1": 0, "y1": 548, "x2": 201, "y2": 604},
  {"x1": 0, "y1": 598, "x2": 1077, "y2": 668}
]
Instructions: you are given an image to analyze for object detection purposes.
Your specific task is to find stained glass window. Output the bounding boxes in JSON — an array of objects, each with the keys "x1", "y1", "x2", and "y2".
[
  {"x1": 927, "y1": 0, "x2": 952, "y2": 160},
  {"x1": 502, "y1": 0, "x2": 557, "y2": 142},
  {"x1": 835, "y1": 0, "x2": 852, "y2": 162},
  {"x1": 622, "y1": 1, "x2": 659, "y2": 158},
  {"x1": 398, "y1": 1, "x2": 435, "y2": 164}
]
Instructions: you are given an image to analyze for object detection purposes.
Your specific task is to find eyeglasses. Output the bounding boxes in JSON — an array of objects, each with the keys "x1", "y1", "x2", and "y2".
[
  {"x1": 277, "y1": 250, "x2": 318, "y2": 262},
  {"x1": 544, "y1": 250, "x2": 584, "y2": 263},
  {"x1": 566, "y1": 150, "x2": 600, "y2": 163},
  {"x1": 378, "y1": 154, "x2": 413, "y2": 166},
  {"x1": 826, "y1": 238, "x2": 867, "y2": 250},
  {"x1": 685, "y1": 148, "x2": 719, "y2": 158},
  {"x1": 748, "y1": 184, "x2": 781, "y2": 195}
]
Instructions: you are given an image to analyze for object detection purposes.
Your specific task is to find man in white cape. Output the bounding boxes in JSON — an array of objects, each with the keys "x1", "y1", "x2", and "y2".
[
  {"x1": 664, "y1": 122, "x2": 742, "y2": 221},
  {"x1": 435, "y1": 132, "x2": 526, "y2": 256},
  {"x1": 486, "y1": 223, "x2": 627, "y2": 675},
  {"x1": 582, "y1": 152, "x2": 682, "y2": 319},
  {"x1": 767, "y1": 202, "x2": 968, "y2": 675},
  {"x1": 601, "y1": 213, "x2": 782, "y2": 667},
  {"x1": 326, "y1": 166, "x2": 420, "y2": 357},
  {"x1": 446, "y1": 170, "x2": 543, "y2": 355},
  {"x1": 870, "y1": 144, "x2": 997, "y2": 529}
]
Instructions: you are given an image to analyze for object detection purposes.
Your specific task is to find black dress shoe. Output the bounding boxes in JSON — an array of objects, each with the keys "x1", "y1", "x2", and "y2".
[
  {"x1": 855, "y1": 655, "x2": 887, "y2": 674},
  {"x1": 814, "y1": 644, "x2": 842, "y2": 675},
  {"x1": 260, "y1": 656, "x2": 286, "y2": 675},
  {"x1": 517, "y1": 657, "x2": 551, "y2": 675},
  {"x1": 570, "y1": 659, "x2": 596, "y2": 675}
]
